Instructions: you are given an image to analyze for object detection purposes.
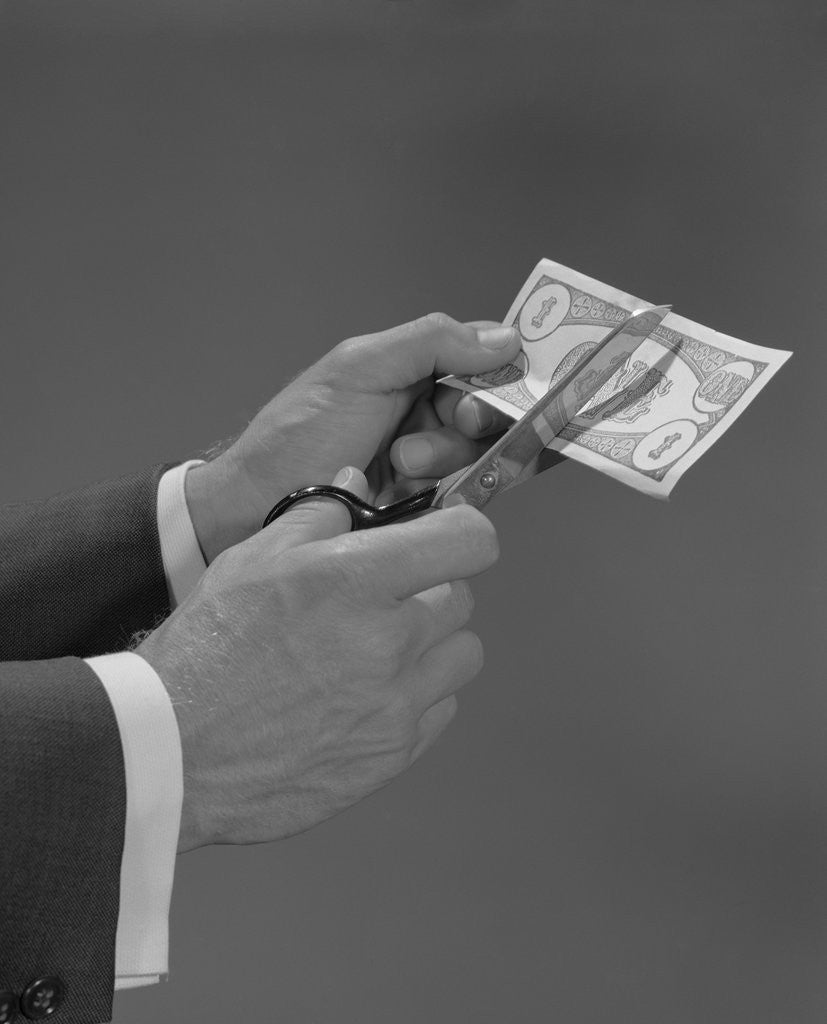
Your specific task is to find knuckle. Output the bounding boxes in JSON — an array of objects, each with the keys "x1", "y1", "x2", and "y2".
[
  {"x1": 402, "y1": 595, "x2": 432, "y2": 649},
  {"x1": 270, "y1": 546, "x2": 316, "y2": 595},
  {"x1": 385, "y1": 682, "x2": 418, "y2": 726},
  {"x1": 270, "y1": 545, "x2": 303, "y2": 580},
  {"x1": 273, "y1": 544, "x2": 363, "y2": 620},
  {"x1": 326, "y1": 334, "x2": 373, "y2": 377},
  {"x1": 459, "y1": 630, "x2": 485, "y2": 678},
  {"x1": 417, "y1": 311, "x2": 456, "y2": 334},
  {"x1": 408, "y1": 695, "x2": 459, "y2": 767},
  {"x1": 331, "y1": 334, "x2": 364, "y2": 361},
  {"x1": 312, "y1": 537, "x2": 365, "y2": 593},
  {"x1": 378, "y1": 637, "x2": 407, "y2": 680},
  {"x1": 442, "y1": 693, "x2": 459, "y2": 724},
  {"x1": 363, "y1": 614, "x2": 410, "y2": 680},
  {"x1": 320, "y1": 551, "x2": 355, "y2": 594},
  {"x1": 451, "y1": 579, "x2": 475, "y2": 624}
]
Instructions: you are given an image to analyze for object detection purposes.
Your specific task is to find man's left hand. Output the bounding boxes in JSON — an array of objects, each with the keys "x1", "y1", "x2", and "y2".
[{"x1": 186, "y1": 313, "x2": 519, "y2": 562}]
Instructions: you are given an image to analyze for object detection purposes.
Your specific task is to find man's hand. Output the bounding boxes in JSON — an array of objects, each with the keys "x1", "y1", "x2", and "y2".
[
  {"x1": 137, "y1": 469, "x2": 499, "y2": 852},
  {"x1": 186, "y1": 314, "x2": 518, "y2": 563}
]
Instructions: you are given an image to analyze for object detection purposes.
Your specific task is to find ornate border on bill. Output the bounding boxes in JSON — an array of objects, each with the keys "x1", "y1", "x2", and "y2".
[{"x1": 441, "y1": 259, "x2": 792, "y2": 499}]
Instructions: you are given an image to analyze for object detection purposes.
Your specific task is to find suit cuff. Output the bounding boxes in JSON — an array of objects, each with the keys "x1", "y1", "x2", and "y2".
[
  {"x1": 85, "y1": 651, "x2": 183, "y2": 989},
  {"x1": 157, "y1": 460, "x2": 207, "y2": 608}
]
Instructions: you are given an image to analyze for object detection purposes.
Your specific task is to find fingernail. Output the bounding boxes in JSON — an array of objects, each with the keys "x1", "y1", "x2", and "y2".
[
  {"x1": 477, "y1": 325, "x2": 518, "y2": 351},
  {"x1": 473, "y1": 401, "x2": 495, "y2": 433},
  {"x1": 398, "y1": 436, "x2": 434, "y2": 474},
  {"x1": 332, "y1": 466, "x2": 353, "y2": 487}
]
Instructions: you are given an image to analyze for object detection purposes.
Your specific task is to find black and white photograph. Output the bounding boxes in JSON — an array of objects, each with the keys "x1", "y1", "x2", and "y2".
[{"x1": 0, "y1": 2, "x2": 824, "y2": 1021}]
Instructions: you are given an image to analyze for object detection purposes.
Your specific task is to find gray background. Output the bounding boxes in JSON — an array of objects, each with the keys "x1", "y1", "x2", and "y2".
[{"x1": 2, "y1": 1, "x2": 825, "y2": 1021}]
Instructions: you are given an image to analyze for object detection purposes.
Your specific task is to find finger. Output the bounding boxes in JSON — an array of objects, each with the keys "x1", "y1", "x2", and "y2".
[
  {"x1": 404, "y1": 580, "x2": 475, "y2": 656},
  {"x1": 390, "y1": 425, "x2": 491, "y2": 479},
  {"x1": 408, "y1": 626, "x2": 484, "y2": 721},
  {"x1": 452, "y1": 393, "x2": 514, "y2": 439},
  {"x1": 396, "y1": 388, "x2": 443, "y2": 437},
  {"x1": 409, "y1": 694, "x2": 458, "y2": 764},
  {"x1": 374, "y1": 474, "x2": 440, "y2": 508},
  {"x1": 316, "y1": 503, "x2": 499, "y2": 601},
  {"x1": 264, "y1": 466, "x2": 371, "y2": 556},
  {"x1": 332, "y1": 314, "x2": 521, "y2": 392},
  {"x1": 418, "y1": 629, "x2": 484, "y2": 703},
  {"x1": 433, "y1": 383, "x2": 462, "y2": 426},
  {"x1": 435, "y1": 384, "x2": 514, "y2": 438}
]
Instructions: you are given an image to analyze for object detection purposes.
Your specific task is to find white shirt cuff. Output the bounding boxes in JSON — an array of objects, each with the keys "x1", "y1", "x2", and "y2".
[
  {"x1": 85, "y1": 651, "x2": 184, "y2": 989},
  {"x1": 157, "y1": 459, "x2": 207, "y2": 608}
]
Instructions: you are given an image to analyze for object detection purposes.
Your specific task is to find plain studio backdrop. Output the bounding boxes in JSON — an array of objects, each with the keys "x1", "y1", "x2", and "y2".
[{"x1": 1, "y1": 2, "x2": 825, "y2": 1021}]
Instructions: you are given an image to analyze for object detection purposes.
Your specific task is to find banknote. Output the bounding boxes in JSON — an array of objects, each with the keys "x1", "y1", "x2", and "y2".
[{"x1": 442, "y1": 259, "x2": 792, "y2": 498}]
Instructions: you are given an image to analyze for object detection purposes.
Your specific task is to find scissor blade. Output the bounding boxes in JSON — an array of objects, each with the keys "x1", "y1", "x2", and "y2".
[{"x1": 432, "y1": 304, "x2": 671, "y2": 510}]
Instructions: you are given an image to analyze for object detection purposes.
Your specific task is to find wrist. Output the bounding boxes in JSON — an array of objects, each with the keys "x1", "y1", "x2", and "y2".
[
  {"x1": 136, "y1": 629, "x2": 213, "y2": 853},
  {"x1": 184, "y1": 458, "x2": 254, "y2": 564}
]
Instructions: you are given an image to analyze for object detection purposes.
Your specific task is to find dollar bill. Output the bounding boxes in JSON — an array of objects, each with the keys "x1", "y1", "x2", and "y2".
[{"x1": 442, "y1": 259, "x2": 792, "y2": 499}]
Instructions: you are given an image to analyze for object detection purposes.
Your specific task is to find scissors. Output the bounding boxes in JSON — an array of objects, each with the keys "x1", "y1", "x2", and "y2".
[{"x1": 262, "y1": 304, "x2": 671, "y2": 532}]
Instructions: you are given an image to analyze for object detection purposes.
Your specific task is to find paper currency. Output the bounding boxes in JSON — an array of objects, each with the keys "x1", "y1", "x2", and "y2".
[{"x1": 442, "y1": 259, "x2": 792, "y2": 498}]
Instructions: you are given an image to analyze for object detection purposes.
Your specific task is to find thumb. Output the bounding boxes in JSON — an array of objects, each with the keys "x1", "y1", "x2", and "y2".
[
  {"x1": 339, "y1": 315, "x2": 522, "y2": 392},
  {"x1": 264, "y1": 466, "x2": 371, "y2": 555}
]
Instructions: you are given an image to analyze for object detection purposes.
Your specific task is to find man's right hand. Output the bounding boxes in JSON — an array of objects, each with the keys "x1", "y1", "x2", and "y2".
[{"x1": 137, "y1": 466, "x2": 499, "y2": 853}]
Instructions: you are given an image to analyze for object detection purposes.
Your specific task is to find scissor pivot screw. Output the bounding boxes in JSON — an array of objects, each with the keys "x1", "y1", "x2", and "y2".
[{"x1": 480, "y1": 472, "x2": 497, "y2": 489}]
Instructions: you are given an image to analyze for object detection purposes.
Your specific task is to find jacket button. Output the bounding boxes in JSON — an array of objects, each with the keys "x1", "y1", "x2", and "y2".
[
  {"x1": 0, "y1": 991, "x2": 19, "y2": 1023},
  {"x1": 20, "y1": 978, "x2": 64, "y2": 1020}
]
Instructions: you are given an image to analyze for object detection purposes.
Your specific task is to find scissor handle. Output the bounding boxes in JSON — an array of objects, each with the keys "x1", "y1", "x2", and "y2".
[{"x1": 262, "y1": 483, "x2": 439, "y2": 532}]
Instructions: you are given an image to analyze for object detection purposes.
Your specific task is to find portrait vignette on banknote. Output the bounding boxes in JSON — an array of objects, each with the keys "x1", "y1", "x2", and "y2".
[{"x1": 442, "y1": 260, "x2": 792, "y2": 499}]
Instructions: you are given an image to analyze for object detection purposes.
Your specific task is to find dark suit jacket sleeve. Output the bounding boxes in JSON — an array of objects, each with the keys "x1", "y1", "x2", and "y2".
[
  {"x1": 0, "y1": 462, "x2": 179, "y2": 1024},
  {"x1": 1, "y1": 462, "x2": 178, "y2": 662}
]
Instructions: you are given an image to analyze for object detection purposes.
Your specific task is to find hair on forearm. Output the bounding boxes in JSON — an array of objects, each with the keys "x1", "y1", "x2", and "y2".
[{"x1": 194, "y1": 432, "x2": 239, "y2": 463}]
